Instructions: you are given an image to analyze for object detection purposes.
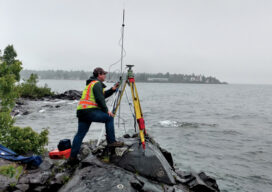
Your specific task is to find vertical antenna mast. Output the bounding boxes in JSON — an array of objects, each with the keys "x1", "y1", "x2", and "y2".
[
  {"x1": 120, "y1": 9, "x2": 125, "y2": 73},
  {"x1": 118, "y1": 9, "x2": 125, "y2": 128}
]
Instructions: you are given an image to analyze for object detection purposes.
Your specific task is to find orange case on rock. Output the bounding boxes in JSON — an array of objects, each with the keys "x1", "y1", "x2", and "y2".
[{"x1": 49, "y1": 148, "x2": 71, "y2": 159}]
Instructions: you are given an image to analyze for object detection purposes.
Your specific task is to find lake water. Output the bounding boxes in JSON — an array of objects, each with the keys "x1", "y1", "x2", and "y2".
[{"x1": 15, "y1": 79, "x2": 272, "y2": 192}]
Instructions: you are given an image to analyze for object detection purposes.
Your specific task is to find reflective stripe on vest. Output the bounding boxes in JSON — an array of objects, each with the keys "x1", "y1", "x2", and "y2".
[
  {"x1": 78, "y1": 100, "x2": 98, "y2": 107},
  {"x1": 77, "y1": 81, "x2": 99, "y2": 110}
]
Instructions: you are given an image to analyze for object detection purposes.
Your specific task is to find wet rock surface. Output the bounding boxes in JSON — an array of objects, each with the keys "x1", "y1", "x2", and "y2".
[
  {"x1": 11, "y1": 98, "x2": 30, "y2": 117},
  {"x1": 50, "y1": 90, "x2": 82, "y2": 100},
  {"x1": 0, "y1": 136, "x2": 220, "y2": 192}
]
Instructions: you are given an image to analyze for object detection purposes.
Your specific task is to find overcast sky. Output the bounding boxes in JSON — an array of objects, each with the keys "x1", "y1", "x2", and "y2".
[{"x1": 1, "y1": 0, "x2": 272, "y2": 84}]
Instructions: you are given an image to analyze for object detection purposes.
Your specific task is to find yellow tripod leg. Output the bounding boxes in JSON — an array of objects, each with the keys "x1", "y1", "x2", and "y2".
[
  {"x1": 130, "y1": 82, "x2": 142, "y2": 119},
  {"x1": 130, "y1": 82, "x2": 146, "y2": 149}
]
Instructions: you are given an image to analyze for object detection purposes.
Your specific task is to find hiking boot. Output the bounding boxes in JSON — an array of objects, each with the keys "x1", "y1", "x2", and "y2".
[
  {"x1": 108, "y1": 141, "x2": 124, "y2": 147},
  {"x1": 67, "y1": 157, "x2": 80, "y2": 166}
]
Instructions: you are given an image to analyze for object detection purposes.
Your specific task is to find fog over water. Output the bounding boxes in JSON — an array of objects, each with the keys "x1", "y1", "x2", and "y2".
[{"x1": 1, "y1": 0, "x2": 272, "y2": 84}]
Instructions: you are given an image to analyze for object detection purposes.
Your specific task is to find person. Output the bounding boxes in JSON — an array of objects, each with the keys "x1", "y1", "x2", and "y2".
[{"x1": 70, "y1": 67, "x2": 124, "y2": 161}]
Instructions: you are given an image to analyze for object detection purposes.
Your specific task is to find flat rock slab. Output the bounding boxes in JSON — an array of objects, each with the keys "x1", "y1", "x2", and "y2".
[{"x1": 60, "y1": 158, "x2": 184, "y2": 192}]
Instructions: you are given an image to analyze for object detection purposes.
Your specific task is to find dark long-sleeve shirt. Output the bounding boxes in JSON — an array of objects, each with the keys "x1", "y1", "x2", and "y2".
[
  {"x1": 77, "y1": 76, "x2": 115, "y2": 119},
  {"x1": 92, "y1": 79, "x2": 114, "y2": 112}
]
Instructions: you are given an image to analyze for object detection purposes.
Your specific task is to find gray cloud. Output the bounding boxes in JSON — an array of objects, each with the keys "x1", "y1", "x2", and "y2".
[{"x1": 1, "y1": 0, "x2": 272, "y2": 84}]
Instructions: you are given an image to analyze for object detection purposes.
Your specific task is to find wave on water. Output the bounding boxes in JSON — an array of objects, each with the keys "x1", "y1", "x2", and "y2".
[
  {"x1": 41, "y1": 100, "x2": 78, "y2": 106},
  {"x1": 158, "y1": 120, "x2": 217, "y2": 128},
  {"x1": 43, "y1": 100, "x2": 67, "y2": 104},
  {"x1": 220, "y1": 129, "x2": 242, "y2": 136},
  {"x1": 68, "y1": 100, "x2": 78, "y2": 105}
]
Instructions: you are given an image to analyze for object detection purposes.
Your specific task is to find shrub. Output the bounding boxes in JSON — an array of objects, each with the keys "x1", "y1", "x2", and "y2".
[
  {"x1": 4, "y1": 126, "x2": 49, "y2": 155},
  {"x1": 19, "y1": 73, "x2": 54, "y2": 98}
]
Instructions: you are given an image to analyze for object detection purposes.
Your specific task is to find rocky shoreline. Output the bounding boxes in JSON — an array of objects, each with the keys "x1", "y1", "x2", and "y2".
[
  {"x1": 12, "y1": 90, "x2": 82, "y2": 117},
  {"x1": 1, "y1": 136, "x2": 220, "y2": 192}
]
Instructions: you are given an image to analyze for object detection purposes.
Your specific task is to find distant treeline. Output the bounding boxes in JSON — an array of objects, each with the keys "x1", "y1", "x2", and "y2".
[{"x1": 20, "y1": 70, "x2": 226, "y2": 84}]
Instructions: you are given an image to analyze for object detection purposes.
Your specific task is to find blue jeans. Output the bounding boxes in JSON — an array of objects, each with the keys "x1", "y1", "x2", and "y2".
[{"x1": 70, "y1": 109, "x2": 115, "y2": 158}]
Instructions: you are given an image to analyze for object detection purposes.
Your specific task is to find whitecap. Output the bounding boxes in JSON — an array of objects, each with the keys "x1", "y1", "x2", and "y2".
[
  {"x1": 39, "y1": 109, "x2": 46, "y2": 113},
  {"x1": 159, "y1": 120, "x2": 178, "y2": 127},
  {"x1": 53, "y1": 100, "x2": 67, "y2": 104},
  {"x1": 42, "y1": 101, "x2": 52, "y2": 104},
  {"x1": 159, "y1": 120, "x2": 217, "y2": 128}
]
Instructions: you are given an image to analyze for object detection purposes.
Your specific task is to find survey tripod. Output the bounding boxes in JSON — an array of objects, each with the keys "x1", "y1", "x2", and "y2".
[
  {"x1": 112, "y1": 65, "x2": 147, "y2": 150},
  {"x1": 97, "y1": 11, "x2": 147, "y2": 150}
]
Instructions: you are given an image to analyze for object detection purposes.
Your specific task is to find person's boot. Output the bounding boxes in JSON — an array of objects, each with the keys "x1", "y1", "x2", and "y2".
[{"x1": 67, "y1": 156, "x2": 80, "y2": 166}]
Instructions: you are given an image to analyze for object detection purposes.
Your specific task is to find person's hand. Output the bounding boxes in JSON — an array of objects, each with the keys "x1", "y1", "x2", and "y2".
[
  {"x1": 112, "y1": 82, "x2": 120, "y2": 91},
  {"x1": 108, "y1": 111, "x2": 115, "y2": 117}
]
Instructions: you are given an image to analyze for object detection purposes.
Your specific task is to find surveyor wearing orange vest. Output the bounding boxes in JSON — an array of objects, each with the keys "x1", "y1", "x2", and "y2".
[{"x1": 70, "y1": 67, "x2": 124, "y2": 162}]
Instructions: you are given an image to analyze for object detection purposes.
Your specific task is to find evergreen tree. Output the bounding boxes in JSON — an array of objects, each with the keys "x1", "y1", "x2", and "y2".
[{"x1": 0, "y1": 45, "x2": 48, "y2": 154}]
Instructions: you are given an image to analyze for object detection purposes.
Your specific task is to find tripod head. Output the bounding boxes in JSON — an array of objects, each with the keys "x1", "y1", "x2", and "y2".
[
  {"x1": 126, "y1": 64, "x2": 134, "y2": 69},
  {"x1": 126, "y1": 65, "x2": 134, "y2": 78}
]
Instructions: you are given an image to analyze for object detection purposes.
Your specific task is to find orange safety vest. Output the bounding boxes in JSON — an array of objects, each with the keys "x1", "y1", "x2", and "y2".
[{"x1": 77, "y1": 80, "x2": 100, "y2": 110}]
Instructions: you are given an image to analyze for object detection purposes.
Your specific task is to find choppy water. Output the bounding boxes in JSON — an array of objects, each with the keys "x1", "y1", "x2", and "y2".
[{"x1": 15, "y1": 80, "x2": 272, "y2": 192}]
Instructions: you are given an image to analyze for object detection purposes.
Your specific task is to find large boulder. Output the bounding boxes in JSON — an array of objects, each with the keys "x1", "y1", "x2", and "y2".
[{"x1": 111, "y1": 138, "x2": 176, "y2": 185}]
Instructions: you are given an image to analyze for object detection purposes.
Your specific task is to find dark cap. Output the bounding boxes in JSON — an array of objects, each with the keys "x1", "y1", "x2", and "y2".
[{"x1": 93, "y1": 67, "x2": 108, "y2": 77}]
